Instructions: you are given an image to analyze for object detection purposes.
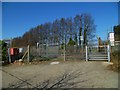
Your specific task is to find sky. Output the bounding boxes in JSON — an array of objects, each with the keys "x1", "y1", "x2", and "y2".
[
  {"x1": 2, "y1": 2, "x2": 118, "y2": 41},
  {"x1": 0, "y1": 2, "x2": 2, "y2": 39}
]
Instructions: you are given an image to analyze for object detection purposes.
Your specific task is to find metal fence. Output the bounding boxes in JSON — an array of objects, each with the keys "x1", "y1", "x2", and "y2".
[
  {"x1": 65, "y1": 45, "x2": 86, "y2": 60},
  {"x1": 20, "y1": 45, "x2": 86, "y2": 62},
  {"x1": 30, "y1": 45, "x2": 60, "y2": 58},
  {"x1": 7, "y1": 43, "x2": 113, "y2": 63},
  {"x1": 20, "y1": 45, "x2": 61, "y2": 62}
]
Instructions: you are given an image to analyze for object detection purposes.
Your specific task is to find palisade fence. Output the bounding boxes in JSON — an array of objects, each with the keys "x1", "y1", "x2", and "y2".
[{"x1": 21, "y1": 44, "x2": 86, "y2": 62}]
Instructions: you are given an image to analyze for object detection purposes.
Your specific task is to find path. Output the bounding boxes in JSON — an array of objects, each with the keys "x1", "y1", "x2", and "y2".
[{"x1": 1, "y1": 61, "x2": 118, "y2": 88}]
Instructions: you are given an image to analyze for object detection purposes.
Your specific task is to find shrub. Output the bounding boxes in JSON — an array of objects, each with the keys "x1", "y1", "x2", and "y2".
[
  {"x1": 0, "y1": 40, "x2": 8, "y2": 62},
  {"x1": 68, "y1": 38, "x2": 75, "y2": 46},
  {"x1": 111, "y1": 51, "x2": 120, "y2": 71}
]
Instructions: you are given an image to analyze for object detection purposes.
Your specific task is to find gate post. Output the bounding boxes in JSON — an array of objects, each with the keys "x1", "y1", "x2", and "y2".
[
  {"x1": 8, "y1": 48, "x2": 11, "y2": 63},
  {"x1": 27, "y1": 45, "x2": 30, "y2": 62},
  {"x1": 107, "y1": 44, "x2": 110, "y2": 63},
  {"x1": 86, "y1": 45, "x2": 88, "y2": 61}
]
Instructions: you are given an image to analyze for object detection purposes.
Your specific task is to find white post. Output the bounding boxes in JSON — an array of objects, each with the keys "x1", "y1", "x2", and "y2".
[
  {"x1": 28, "y1": 45, "x2": 30, "y2": 62},
  {"x1": 107, "y1": 45, "x2": 110, "y2": 63},
  {"x1": 8, "y1": 48, "x2": 11, "y2": 63},
  {"x1": 86, "y1": 46, "x2": 88, "y2": 61}
]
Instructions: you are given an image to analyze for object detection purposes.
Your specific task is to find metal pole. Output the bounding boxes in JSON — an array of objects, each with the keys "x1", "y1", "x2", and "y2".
[
  {"x1": 27, "y1": 45, "x2": 30, "y2": 62},
  {"x1": 107, "y1": 44, "x2": 110, "y2": 63},
  {"x1": 8, "y1": 38, "x2": 12, "y2": 63},
  {"x1": 8, "y1": 48, "x2": 11, "y2": 63},
  {"x1": 64, "y1": 34, "x2": 65, "y2": 61},
  {"x1": 86, "y1": 45, "x2": 88, "y2": 61}
]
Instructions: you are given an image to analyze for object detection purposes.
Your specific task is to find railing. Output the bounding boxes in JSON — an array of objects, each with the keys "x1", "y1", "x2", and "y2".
[{"x1": 86, "y1": 45, "x2": 110, "y2": 62}]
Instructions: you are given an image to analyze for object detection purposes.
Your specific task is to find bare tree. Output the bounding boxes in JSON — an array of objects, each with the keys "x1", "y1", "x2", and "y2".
[
  {"x1": 74, "y1": 14, "x2": 83, "y2": 47},
  {"x1": 83, "y1": 13, "x2": 96, "y2": 46},
  {"x1": 12, "y1": 13, "x2": 96, "y2": 47}
]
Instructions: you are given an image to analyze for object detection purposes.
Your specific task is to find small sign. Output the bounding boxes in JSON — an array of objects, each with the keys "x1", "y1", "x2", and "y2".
[
  {"x1": 19, "y1": 48, "x2": 23, "y2": 53},
  {"x1": 80, "y1": 36, "x2": 83, "y2": 41},
  {"x1": 109, "y1": 32, "x2": 114, "y2": 42},
  {"x1": 109, "y1": 32, "x2": 115, "y2": 46}
]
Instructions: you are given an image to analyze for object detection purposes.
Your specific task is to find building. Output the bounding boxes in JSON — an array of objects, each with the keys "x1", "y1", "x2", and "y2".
[{"x1": 3, "y1": 38, "x2": 12, "y2": 47}]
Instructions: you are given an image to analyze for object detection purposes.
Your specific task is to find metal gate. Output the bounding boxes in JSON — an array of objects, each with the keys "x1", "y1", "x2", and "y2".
[{"x1": 86, "y1": 44, "x2": 110, "y2": 62}]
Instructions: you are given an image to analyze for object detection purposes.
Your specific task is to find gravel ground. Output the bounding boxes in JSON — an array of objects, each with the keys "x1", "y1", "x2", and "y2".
[{"x1": 1, "y1": 60, "x2": 118, "y2": 88}]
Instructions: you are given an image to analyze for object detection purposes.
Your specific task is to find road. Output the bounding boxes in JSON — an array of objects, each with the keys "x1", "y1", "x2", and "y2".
[{"x1": 1, "y1": 60, "x2": 118, "y2": 88}]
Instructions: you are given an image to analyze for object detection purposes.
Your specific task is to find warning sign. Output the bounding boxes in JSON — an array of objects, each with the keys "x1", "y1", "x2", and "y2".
[{"x1": 109, "y1": 32, "x2": 115, "y2": 46}]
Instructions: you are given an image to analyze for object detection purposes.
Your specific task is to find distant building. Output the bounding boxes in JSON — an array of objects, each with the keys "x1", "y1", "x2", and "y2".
[{"x1": 3, "y1": 38, "x2": 12, "y2": 47}]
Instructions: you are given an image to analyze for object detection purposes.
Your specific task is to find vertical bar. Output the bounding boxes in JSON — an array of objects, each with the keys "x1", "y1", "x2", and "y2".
[
  {"x1": 8, "y1": 48, "x2": 11, "y2": 63},
  {"x1": 86, "y1": 45, "x2": 88, "y2": 61},
  {"x1": 64, "y1": 48, "x2": 65, "y2": 61},
  {"x1": 64, "y1": 34, "x2": 65, "y2": 61},
  {"x1": 27, "y1": 45, "x2": 30, "y2": 62},
  {"x1": 107, "y1": 45, "x2": 110, "y2": 62},
  {"x1": 46, "y1": 45, "x2": 47, "y2": 57}
]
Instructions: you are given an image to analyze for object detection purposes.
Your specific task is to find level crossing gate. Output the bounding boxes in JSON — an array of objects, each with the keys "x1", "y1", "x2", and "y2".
[{"x1": 86, "y1": 44, "x2": 110, "y2": 62}]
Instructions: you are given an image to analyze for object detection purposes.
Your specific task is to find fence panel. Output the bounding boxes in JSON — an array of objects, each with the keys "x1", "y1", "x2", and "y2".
[
  {"x1": 65, "y1": 45, "x2": 86, "y2": 60},
  {"x1": 21, "y1": 45, "x2": 86, "y2": 61},
  {"x1": 87, "y1": 44, "x2": 108, "y2": 61}
]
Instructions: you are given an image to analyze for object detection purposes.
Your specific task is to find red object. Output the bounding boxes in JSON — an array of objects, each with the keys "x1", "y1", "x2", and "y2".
[
  {"x1": 10, "y1": 48, "x2": 19, "y2": 55},
  {"x1": 10, "y1": 48, "x2": 14, "y2": 55}
]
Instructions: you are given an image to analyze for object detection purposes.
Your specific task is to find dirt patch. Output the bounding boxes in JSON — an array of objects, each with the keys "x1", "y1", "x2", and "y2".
[{"x1": 2, "y1": 60, "x2": 118, "y2": 88}]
